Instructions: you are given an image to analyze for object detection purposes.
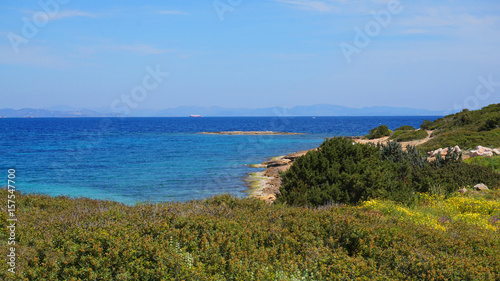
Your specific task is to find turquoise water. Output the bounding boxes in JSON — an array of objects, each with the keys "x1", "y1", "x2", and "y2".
[{"x1": 0, "y1": 116, "x2": 439, "y2": 204}]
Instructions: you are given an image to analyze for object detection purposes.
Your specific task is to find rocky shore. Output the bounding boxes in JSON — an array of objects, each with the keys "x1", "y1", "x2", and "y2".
[{"x1": 247, "y1": 149, "x2": 315, "y2": 203}]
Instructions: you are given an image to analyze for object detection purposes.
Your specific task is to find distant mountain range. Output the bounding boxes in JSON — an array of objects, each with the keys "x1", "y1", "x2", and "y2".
[
  {"x1": 0, "y1": 108, "x2": 119, "y2": 118},
  {"x1": 0, "y1": 105, "x2": 449, "y2": 118}
]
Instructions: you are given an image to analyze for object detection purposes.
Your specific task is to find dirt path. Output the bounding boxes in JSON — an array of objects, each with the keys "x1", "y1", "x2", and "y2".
[{"x1": 353, "y1": 130, "x2": 434, "y2": 149}]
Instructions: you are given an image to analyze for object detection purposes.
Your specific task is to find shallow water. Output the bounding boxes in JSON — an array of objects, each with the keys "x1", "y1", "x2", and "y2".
[{"x1": 0, "y1": 116, "x2": 439, "y2": 204}]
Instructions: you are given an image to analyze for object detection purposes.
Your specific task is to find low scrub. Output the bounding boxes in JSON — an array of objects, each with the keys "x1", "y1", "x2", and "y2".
[
  {"x1": 389, "y1": 129, "x2": 427, "y2": 142},
  {"x1": 1, "y1": 190, "x2": 500, "y2": 280},
  {"x1": 418, "y1": 129, "x2": 500, "y2": 152},
  {"x1": 277, "y1": 137, "x2": 500, "y2": 207},
  {"x1": 365, "y1": 125, "x2": 392, "y2": 139},
  {"x1": 394, "y1": 125, "x2": 415, "y2": 131},
  {"x1": 464, "y1": 155, "x2": 500, "y2": 173},
  {"x1": 418, "y1": 104, "x2": 500, "y2": 150}
]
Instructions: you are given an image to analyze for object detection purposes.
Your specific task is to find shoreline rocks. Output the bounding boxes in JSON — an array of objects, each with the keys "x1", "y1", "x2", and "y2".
[{"x1": 247, "y1": 149, "x2": 314, "y2": 203}]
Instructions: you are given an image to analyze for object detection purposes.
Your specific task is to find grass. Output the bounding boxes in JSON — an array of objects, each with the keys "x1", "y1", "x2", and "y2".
[
  {"x1": 417, "y1": 104, "x2": 500, "y2": 151},
  {"x1": 418, "y1": 129, "x2": 500, "y2": 152},
  {"x1": 1, "y1": 189, "x2": 500, "y2": 280},
  {"x1": 389, "y1": 129, "x2": 427, "y2": 142},
  {"x1": 464, "y1": 155, "x2": 500, "y2": 173}
]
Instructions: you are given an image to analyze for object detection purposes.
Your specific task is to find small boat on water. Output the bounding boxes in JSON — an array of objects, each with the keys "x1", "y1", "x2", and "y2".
[{"x1": 190, "y1": 115, "x2": 202, "y2": 117}]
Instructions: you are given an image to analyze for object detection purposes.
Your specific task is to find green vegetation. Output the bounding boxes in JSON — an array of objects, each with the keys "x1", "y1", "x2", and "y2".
[
  {"x1": 388, "y1": 130, "x2": 406, "y2": 139},
  {"x1": 365, "y1": 125, "x2": 392, "y2": 139},
  {"x1": 364, "y1": 191, "x2": 500, "y2": 232},
  {"x1": 394, "y1": 125, "x2": 415, "y2": 131},
  {"x1": 277, "y1": 137, "x2": 500, "y2": 207},
  {"x1": 418, "y1": 103, "x2": 500, "y2": 151},
  {"x1": 2, "y1": 189, "x2": 500, "y2": 280},
  {"x1": 389, "y1": 129, "x2": 428, "y2": 142},
  {"x1": 419, "y1": 129, "x2": 500, "y2": 152},
  {"x1": 465, "y1": 155, "x2": 500, "y2": 173}
]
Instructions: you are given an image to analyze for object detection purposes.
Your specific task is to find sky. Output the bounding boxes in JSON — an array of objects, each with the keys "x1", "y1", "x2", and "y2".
[{"x1": 1, "y1": 0, "x2": 500, "y2": 113}]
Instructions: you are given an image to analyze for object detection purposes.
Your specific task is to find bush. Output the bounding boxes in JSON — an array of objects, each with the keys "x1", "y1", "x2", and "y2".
[
  {"x1": 277, "y1": 138, "x2": 414, "y2": 206},
  {"x1": 418, "y1": 103, "x2": 500, "y2": 150},
  {"x1": 365, "y1": 125, "x2": 392, "y2": 139},
  {"x1": 388, "y1": 130, "x2": 406, "y2": 140},
  {"x1": 2, "y1": 189, "x2": 500, "y2": 280},
  {"x1": 418, "y1": 129, "x2": 500, "y2": 152},
  {"x1": 391, "y1": 129, "x2": 428, "y2": 142},
  {"x1": 395, "y1": 125, "x2": 415, "y2": 131},
  {"x1": 277, "y1": 138, "x2": 500, "y2": 207},
  {"x1": 464, "y1": 155, "x2": 500, "y2": 173}
]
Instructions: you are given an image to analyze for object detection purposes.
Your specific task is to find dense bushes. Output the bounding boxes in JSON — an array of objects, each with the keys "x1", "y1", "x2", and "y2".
[
  {"x1": 365, "y1": 125, "x2": 392, "y2": 139},
  {"x1": 395, "y1": 125, "x2": 415, "y2": 131},
  {"x1": 418, "y1": 129, "x2": 500, "y2": 152},
  {"x1": 277, "y1": 137, "x2": 413, "y2": 206},
  {"x1": 1, "y1": 189, "x2": 500, "y2": 280},
  {"x1": 389, "y1": 129, "x2": 428, "y2": 142},
  {"x1": 278, "y1": 137, "x2": 500, "y2": 207},
  {"x1": 464, "y1": 155, "x2": 500, "y2": 173},
  {"x1": 419, "y1": 103, "x2": 500, "y2": 150}
]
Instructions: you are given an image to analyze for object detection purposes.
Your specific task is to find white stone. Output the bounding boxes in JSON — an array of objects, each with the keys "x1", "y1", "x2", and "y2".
[{"x1": 474, "y1": 183, "x2": 489, "y2": 191}]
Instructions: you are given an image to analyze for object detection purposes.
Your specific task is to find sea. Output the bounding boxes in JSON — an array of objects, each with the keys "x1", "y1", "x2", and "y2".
[{"x1": 0, "y1": 116, "x2": 440, "y2": 205}]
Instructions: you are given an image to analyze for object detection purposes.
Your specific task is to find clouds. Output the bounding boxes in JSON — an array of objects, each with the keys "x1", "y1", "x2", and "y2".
[
  {"x1": 47, "y1": 9, "x2": 97, "y2": 20},
  {"x1": 273, "y1": 0, "x2": 338, "y2": 13},
  {"x1": 118, "y1": 44, "x2": 173, "y2": 55},
  {"x1": 157, "y1": 10, "x2": 189, "y2": 16}
]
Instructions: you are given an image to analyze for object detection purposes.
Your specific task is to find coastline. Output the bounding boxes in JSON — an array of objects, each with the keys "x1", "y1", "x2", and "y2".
[{"x1": 247, "y1": 150, "x2": 314, "y2": 203}]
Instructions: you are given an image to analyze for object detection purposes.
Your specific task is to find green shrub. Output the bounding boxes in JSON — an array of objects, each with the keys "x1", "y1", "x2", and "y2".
[
  {"x1": 277, "y1": 138, "x2": 500, "y2": 207},
  {"x1": 2, "y1": 189, "x2": 499, "y2": 280},
  {"x1": 418, "y1": 128, "x2": 500, "y2": 152},
  {"x1": 277, "y1": 138, "x2": 415, "y2": 206},
  {"x1": 388, "y1": 130, "x2": 405, "y2": 140},
  {"x1": 392, "y1": 129, "x2": 428, "y2": 142},
  {"x1": 464, "y1": 155, "x2": 500, "y2": 173},
  {"x1": 395, "y1": 125, "x2": 415, "y2": 131},
  {"x1": 365, "y1": 125, "x2": 392, "y2": 139},
  {"x1": 418, "y1": 103, "x2": 500, "y2": 150}
]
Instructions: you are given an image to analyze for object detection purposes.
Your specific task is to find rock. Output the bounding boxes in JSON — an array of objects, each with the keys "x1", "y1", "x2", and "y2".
[
  {"x1": 474, "y1": 183, "x2": 489, "y2": 191},
  {"x1": 475, "y1": 145, "x2": 486, "y2": 154},
  {"x1": 262, "y1": 158, "x2": 291, "y2": 168},
  {"x1": 250, "y1": 163, "x2": 267, "y2": 168},
  {"x1": 283, "y1": 150, "x2": 311, "y2": 161},
  {"x1": 483, "y1": 151, "x2": 494, "y2": 157},
  {"x1": 431, "y1": 148, "x2": 443, "y2": 157},
  {"x1": 458, "y1": 187, "x2": 467, "y2": 194},
  {"x1": 429, "y1": 146, "x2": 461, "y2": 157},
  {"x1": 469, "y1": 146, "x2": 496, "y2": 158}
]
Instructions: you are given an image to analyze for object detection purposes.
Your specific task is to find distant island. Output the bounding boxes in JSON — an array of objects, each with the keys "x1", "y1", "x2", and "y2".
[{"x1": 0, "y1": 104, "x2": 448, "y2": 118}]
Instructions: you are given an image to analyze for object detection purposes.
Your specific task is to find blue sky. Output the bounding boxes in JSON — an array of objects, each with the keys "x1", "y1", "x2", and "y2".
[{"x1": 1, "y1": 0, "x2": 500, "y2": 112}]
